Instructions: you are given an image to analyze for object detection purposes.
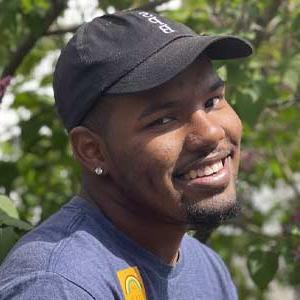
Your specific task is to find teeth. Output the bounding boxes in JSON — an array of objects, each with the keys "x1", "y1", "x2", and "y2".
[
  {"x1": 212, "y1": 163, "x2": 219, "y2": 173},
  {"x1": 189, "y1": 170, "x2": 197, "y2": 179},
  {"x1": 183, "y1": 160, "x2": 224, "y2": 180},
  {"x1": 197, "y1": 169, "x2": 204, "y2": 177},
  {"x1": 204, "y1": 166, "x2": 214, "y2": 176},
  {"x1": 210, "y1": 161, "x2": 223, "y2": 173}
]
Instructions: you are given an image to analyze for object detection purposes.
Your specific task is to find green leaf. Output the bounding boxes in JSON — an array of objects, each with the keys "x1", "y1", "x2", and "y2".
[
  {"x1": 0, "y1": 195, "x2": 19, "y2": 218},
  {"x1": 0, "y1": 162, "x2": 19, "y2": 192},
  {"x1": 40, "y1": 73, "x2": 53, "y2": 86},
  {"x1": 0, "y1": 209, "x2": 32, "y2": 231},
  {"x1": 247, "y1": 249, "x2": 279, "y2": 290},
  {"x1": 0, "y1": 227, "x2": 19, "y2": 263},
  {"x1": 234, "y1": 92, "x2": 265, "y2": 127},
  {"x1": 21, "y1": 0, "x2": 33, "y2": 13},
  {"x1": 0, "y1": 195, "x2": 32, "y2": 231},
  {"x1": 21, "y1": 0, "x2": 49, "y2": 14}
]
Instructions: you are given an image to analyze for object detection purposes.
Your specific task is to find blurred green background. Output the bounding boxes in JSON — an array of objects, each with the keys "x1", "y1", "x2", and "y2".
[{"x1": 0, "y1": 0, "x2": 299, "y2": 299}]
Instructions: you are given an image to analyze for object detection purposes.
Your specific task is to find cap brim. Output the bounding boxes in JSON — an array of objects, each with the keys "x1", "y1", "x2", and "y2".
[{"x1": 106, "y1": 35, "x2": 253, "y2": 95}]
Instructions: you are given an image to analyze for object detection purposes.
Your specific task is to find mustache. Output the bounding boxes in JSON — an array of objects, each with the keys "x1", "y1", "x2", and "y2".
[{"x1": 173, "y1": 142, "x2": 236, "y2": 177}]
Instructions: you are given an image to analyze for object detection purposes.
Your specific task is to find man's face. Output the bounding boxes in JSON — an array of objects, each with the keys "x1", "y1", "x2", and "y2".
[{"x1": 102, "y1": 56, "x2": 242, "y2": 228}]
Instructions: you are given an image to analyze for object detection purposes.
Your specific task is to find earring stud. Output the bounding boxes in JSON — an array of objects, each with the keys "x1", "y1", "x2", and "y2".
[{"x1": 94, "y1": 167, "x2": 103, "y2": 175}]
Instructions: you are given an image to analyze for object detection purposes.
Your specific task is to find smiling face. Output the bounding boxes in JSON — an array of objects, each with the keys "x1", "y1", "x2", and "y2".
[{"x1": 96, "y1": 55, "x2": 242, "y2": 228}]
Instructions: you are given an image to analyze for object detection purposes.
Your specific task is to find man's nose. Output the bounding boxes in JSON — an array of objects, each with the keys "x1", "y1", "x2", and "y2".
[{"x1": 184, "y1": 110, "x2": 225, "y2": 152}]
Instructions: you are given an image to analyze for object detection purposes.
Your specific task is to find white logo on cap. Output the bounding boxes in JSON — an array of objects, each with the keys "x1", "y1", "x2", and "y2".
[{"x1": 138, "y1": 11, "x2": 175, "y2": 34}]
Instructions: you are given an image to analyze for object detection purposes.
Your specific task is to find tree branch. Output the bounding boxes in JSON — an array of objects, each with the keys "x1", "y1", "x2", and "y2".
[
  {"x1": 274, "y1": 147, "x2": 300, "y2": 198},
  {"x1": 130, "y1": 0, "x2": 170, "y2": 11},
  {"x1": 1, "y1": 0, "x2": 68, "y2": 79},
  {"x1": 266, "y1": 98, "x2": 300, "y2": 110},
  {"x1": 252, "y1": 0, "x2": 285, "y2": 48},
  {"x1": 1, "y1": 0, "x2": 172, "y2": 101},
  {"x1": 46, "y1": 25, "x2": 79, "y2": 36},
  {"x1": 46, "y1": 1, "x2": 172, "y2": 36}
]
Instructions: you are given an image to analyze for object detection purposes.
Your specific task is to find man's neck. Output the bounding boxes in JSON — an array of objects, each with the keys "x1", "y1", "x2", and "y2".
[{"x1": 80, "y1": 180, "x2": 186, "y2": 266}]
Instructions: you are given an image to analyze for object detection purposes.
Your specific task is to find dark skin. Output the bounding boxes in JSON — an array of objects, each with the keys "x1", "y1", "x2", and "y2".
[{"x1": 70, "y1": 55, "x2": 242, "y2": 266}]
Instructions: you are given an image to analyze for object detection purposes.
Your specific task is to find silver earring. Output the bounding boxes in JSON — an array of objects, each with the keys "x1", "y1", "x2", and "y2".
[{"x1": 94, "y1": 167, "x2": 103, "y2": 175}]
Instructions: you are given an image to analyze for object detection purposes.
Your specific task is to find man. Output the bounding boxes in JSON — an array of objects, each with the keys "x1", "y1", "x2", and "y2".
[{"x1": 0, "y1": 10, "x2": 252, "y2": 300}]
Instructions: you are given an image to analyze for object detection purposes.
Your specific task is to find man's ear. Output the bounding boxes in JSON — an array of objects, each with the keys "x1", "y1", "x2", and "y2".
[{"x1": 69, "y1": 126, "x2": 108, "y2": 174}]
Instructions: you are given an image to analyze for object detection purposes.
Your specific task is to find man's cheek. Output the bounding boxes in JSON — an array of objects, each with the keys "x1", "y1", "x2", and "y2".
[{"x1": 144, "y1": 137, "x2": 180, "y2": 168}]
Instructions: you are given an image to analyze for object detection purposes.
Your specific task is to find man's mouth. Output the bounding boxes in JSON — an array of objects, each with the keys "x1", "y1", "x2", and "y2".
[
  {"x1": 173, "y1": 150, "x2": 233, "y2": 190},
  {"x1": 174, "y1": 150, "x2": 231, "y2": 180},
  {"x1": 181, "y1": 158, "x2": 225, "y2": 180}
]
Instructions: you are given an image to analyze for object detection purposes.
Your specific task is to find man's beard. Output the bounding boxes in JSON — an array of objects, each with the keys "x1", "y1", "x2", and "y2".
[{"x1": 183, "y1": 192, "x2": 241, "y2": 230}]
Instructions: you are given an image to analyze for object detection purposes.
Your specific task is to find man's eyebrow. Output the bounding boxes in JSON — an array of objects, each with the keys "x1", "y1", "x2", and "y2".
[
  {"x1": 209, "y1": 78, "x2": 225, "y2": 92},
  {"x1": 138, "y1": 100, "x2": 180, "y2": 120},
  {"x1": 138, "y1": 79, "x2": 225, "y2": 120}
]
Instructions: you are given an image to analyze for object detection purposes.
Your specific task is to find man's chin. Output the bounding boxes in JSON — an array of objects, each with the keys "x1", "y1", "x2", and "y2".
[{"x1": 183, "y1": 192, "x2": 240, "y2": 230}]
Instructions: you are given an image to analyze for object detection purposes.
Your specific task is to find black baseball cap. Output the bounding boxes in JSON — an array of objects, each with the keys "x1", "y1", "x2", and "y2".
[{"x1": 53, "y1": 10, "x2": 253, "y2": 131}]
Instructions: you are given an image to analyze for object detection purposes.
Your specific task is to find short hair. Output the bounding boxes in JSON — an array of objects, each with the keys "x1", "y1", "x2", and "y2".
[{"x1": 80, "y1": 95, "x2": 115, "y2": 138}]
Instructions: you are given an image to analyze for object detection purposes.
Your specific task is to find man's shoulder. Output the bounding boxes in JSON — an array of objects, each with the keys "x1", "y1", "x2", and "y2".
[
  {"x1": 0, "y1": 198, "x2": 121, "y2": 299},
  {"x1": 3, "y1": 198, "x2": 121, "y2": 271},
  {"x1": 0, "y1": 270, "x2": 97, "y2": 300},
  {"x1": 1, "y1": 199, "x2": 87, "y2": 273}
]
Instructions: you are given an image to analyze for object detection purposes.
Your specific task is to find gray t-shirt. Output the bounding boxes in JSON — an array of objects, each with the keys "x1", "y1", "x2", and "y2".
[{"x1": 0, "y1": 196, "x2": 237, "y2": 299}]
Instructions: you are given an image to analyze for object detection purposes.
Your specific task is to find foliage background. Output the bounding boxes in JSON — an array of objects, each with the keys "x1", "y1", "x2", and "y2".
[{"x1": 0, "y1": 0, "x2": 299, "y2": 299}]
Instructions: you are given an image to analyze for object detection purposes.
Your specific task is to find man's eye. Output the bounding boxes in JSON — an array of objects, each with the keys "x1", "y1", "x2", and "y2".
[
  {"x1": 150, "y1": 117, "x2": 174, "y2": 127},
  {"x1": 204, "y1": 96, "x2": 222, "y2": 109}
]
